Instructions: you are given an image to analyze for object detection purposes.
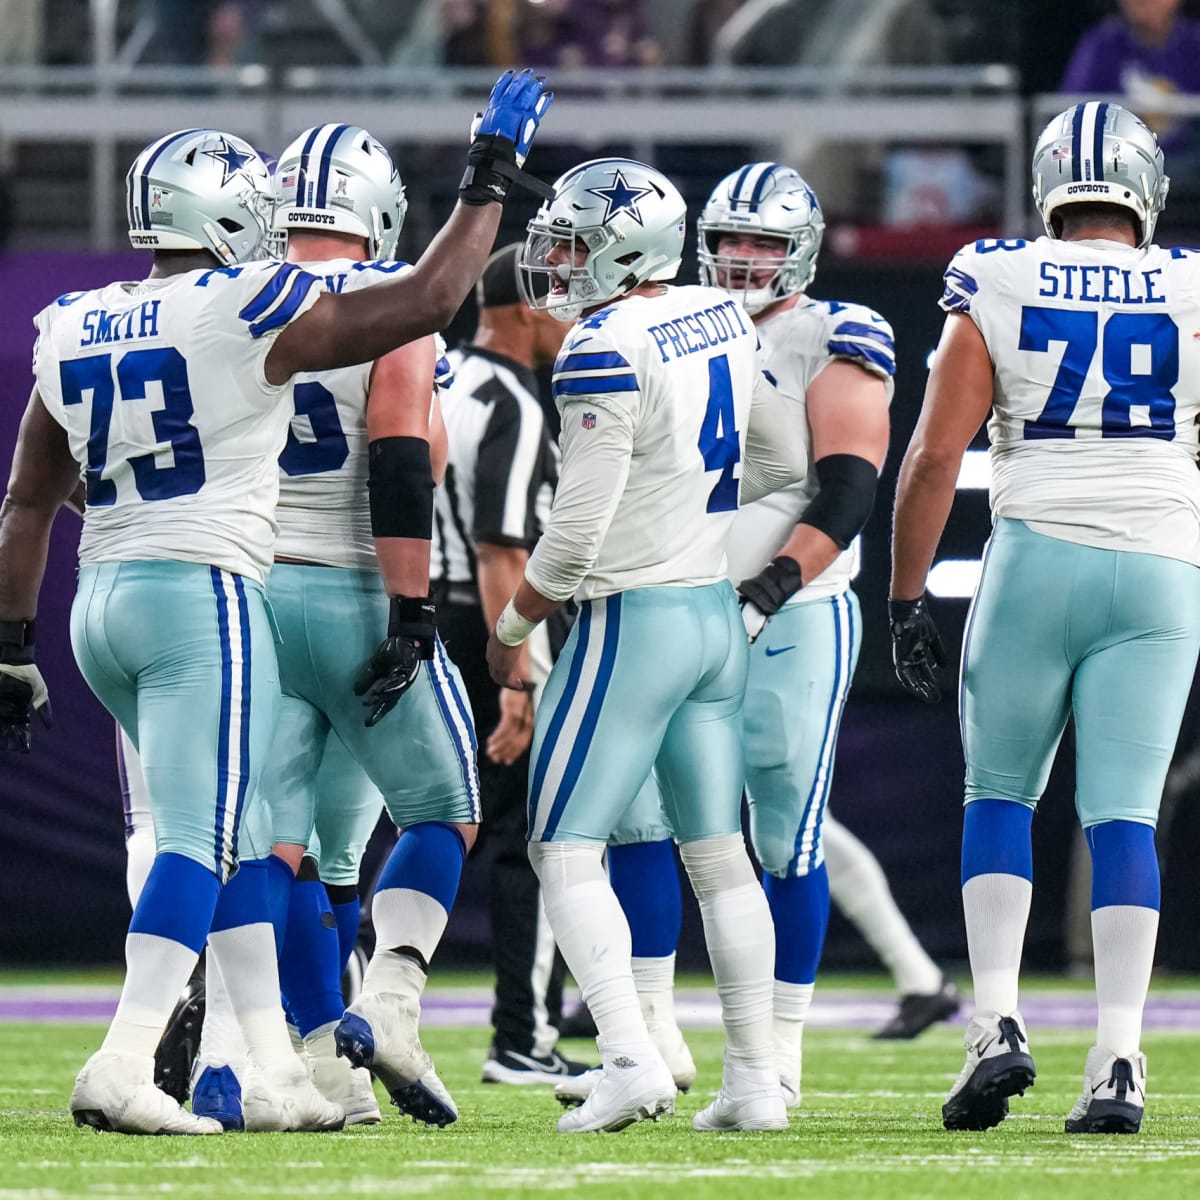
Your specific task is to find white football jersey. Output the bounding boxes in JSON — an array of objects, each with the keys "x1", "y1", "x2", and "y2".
[
  {"x1": 273, "y1": 258, "x2": 418, "y2": 571},
  {"x1": 527, "y1": 285, "x2": 797, "y2": 602},
  {"x1": 725, "y1": 297, "x2": 896, "y2": 603},
  {"x1": 33, "y1": 260, "x2": 324, "y2": 582},
  {"x1": 942, "y1": 235, "x2": 1200, "y2": 566}
]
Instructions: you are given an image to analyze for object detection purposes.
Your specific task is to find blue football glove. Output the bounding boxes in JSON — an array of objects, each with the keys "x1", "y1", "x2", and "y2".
[
  {"x1": 460, "y1": 69, "x2": 554, "y2": 206},
  {"x1": 353, "y1": 597, "x2": 436, "y2": 727}
]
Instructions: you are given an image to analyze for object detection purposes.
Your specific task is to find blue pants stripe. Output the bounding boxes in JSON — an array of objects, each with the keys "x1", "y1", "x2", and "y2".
[{"x1": 429, "y1": 636, "x2": 481, "y2": 821}]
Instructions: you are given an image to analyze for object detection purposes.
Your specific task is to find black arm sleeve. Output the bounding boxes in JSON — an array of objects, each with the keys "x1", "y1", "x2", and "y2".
[{"x1": 797, "y1": 453, "x2": 879, "y2": 550}]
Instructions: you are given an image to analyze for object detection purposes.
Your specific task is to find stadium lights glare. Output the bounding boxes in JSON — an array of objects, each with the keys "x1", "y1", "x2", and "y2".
[{"x1": 927, "y1": 558, "x2": 981, "y2": 599}]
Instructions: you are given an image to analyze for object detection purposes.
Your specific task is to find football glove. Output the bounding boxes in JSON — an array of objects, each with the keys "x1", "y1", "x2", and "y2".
[
  {"x1": 353, "y1": 596, "x2": 437, "y2": 728},
  {"x1": 737, "y1": 556, "x2": 803, "y2": 644},
  {"x1": 0, "y1": 619, "x2": 52, "y2": 753},
  {"x1": 889, "y1": 595, "x2": 946, "y2": 704},
  {"x1": 460, "y1": 69, "x2": 555, "y2": 205}
]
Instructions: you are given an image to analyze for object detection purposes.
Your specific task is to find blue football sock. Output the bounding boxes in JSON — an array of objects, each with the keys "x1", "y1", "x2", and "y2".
[
  {"x1": 210, "y1": 857, "x2": 272, "y2": 935},
  {"x1": 129, "y1": 851, "x2": 220, "y2": 953},
  {"x1": 372, "y1": 823, "x2": 466, "y2": 961},
  {"x1": 264, "y1": 853, "x2": 295, "y2": 958},
  {"x1": 1087, "y1": 820, "x2": 1160, "y2": 910},
  {"x1": 961, "y1": 797, "x2": 1034, "y2": 884},
  {"x1": 329, "y1": 896, "x2": 362, "y2": 974},
  {"x1": 763, "y1": 862, "x2": 830, "y2": 986},
  {"x1": 279, "y1": 874, "x2": 345, "y2": 1037},
  {"x1": 608, "y1": 840, "x2": 681, "y2": 959}
]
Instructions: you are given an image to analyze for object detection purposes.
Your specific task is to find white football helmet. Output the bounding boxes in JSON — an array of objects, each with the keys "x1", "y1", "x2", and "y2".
[
  {"x1": 126, "y1": 128, "x2": 274, "y2": 265},
  {"x1": 519, "y1": 157, "x2": 686, "y2": 322},
  {"x1": 697, "y1": 162, "x2": 824, "y2": 316},
  {"x1": 1032, "y1": 101, "x2": 1168, "y2": 248},
  {"x1": 273, "y1": 124, "x2": 407, "y2": 260}
]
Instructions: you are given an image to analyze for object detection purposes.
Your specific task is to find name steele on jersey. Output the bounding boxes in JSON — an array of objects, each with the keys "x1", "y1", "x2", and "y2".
[
  {"x1": 647, "y1": 298, "x2": 750, "y2": 362},
  {"x1": 1038, "y1": 262, "x2": 1165, "y2": 304},
  {"x1": 79, "y1": 299, "x2": 162, "y2": 347}
]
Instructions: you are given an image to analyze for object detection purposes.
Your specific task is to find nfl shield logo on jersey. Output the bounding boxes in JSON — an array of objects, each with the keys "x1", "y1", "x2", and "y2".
[{"x1": 582, "y1": 412, "x2": 597, "y2": 429}]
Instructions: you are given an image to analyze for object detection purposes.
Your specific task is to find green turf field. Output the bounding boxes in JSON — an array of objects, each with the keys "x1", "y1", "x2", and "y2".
[{"x1": 2, "y1": 989, "x2": 1199, "y2": 1200}]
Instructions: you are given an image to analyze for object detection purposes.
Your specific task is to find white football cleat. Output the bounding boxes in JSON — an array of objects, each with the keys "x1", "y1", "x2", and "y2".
[
  {"x1": 242, "y1": 1059, "x2": 345, "y2": 1132},
  {"x1": 335, "y1": 992, "x2": 457, "y2": 1127},
  {"x1": 942, "y1": 1011, "x2": 1036, "y2": 1132},
  {"x1": 555, "y1": 1023, "x2": 695, "y2": 1108},
  {"x1": 1064, "y1": 1046, "x2": 1146, "y2": 1135},
  {"x1": 305, "y1": 1027, "x2": 381, "y2": 1126},
  {"x1": 556, "y1": 1051, "x2": 675, "y2": 1133},
  {"x1": 71, "y1": 1051, "x2": 223, "y2": 1136},
  {"x1": 692, "y1": 1061, "x2": 788, "y2": 1132}
]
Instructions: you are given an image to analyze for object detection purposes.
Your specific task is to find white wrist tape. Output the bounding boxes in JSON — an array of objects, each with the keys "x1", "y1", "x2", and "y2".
[{"x1": 495, "y1": 597, "x2": 539, "y2": 646}]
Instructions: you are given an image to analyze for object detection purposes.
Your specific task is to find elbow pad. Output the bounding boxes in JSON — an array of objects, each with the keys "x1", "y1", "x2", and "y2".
[
  {"x1": 798, "y1": 453, "x2": 878, "y2": 550},
  {"x1": 367, "y1": 436, "x2": 434, "y2": 540}
]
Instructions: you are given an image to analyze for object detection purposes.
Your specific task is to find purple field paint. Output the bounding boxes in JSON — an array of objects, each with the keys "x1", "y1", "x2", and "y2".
[{"x1": 2, "y1": 988, "x2": 1198, "y2": 1029}]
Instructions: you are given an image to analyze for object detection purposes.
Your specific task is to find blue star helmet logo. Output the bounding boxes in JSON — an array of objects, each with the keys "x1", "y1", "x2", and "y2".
[
  {"x1": 586, "y1": 168, "x2": 655, "y2": 226},
  {"x1": 204, "y1": 136, "x2": 254, "y2": 187}
]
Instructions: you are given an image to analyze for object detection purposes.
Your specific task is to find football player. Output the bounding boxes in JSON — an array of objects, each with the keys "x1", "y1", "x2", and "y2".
[
  {"x1": 0, "y1": 70, "x2": 552, "y2": 1135},
  {"x1": 891, "y1": 102, "x2": 1200, "y2": 1134},
  {"x1": 487, "y1": 157, "x2": 809, "y2": 1133}
]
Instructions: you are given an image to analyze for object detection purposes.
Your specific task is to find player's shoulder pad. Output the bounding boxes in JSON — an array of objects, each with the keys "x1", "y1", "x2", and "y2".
[
  {"x1": 551, "y1": 314, "x2": 638, "y2": 403},
  {"x1": 821, "y1": 299, "x2": 895, "y2": 380},
  {"x1": 229, "y1": 260, "x2": 324, "y2": 339},
  {"x1": 941, "y1": 237, "x2": 1032, "y2": 315}
]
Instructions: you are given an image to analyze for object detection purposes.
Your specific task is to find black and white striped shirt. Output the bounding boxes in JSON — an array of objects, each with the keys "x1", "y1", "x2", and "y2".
[{"x1": 432, "y1": 346, "x2": 558, "y2": 590}]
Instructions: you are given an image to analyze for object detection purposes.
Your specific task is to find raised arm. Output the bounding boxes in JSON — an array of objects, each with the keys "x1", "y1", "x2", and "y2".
[{"x1": 265, "y1": 70, "x2": 554, "y2": 384}]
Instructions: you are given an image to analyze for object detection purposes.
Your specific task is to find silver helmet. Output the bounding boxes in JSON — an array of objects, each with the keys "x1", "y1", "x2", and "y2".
[
  {"x1": 697, "y1": 162, "x2": 824, "y2": 316},
  {"x1": 519, "y1": 157, "x2": 686, "y2": 323},
  {"x1": 1032, "y1": 101, "x2": 1169, "y2": 248},
  {"x1": 126, "y1": 129, "x2": 274, "y2": 265},
  {"x1": 273, "y1": 124, "x2": 407, "y2": 260}
]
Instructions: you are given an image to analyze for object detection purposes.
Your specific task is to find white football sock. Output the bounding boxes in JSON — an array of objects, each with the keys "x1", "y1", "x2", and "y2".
[
  {"x1": 197, "y1": 946, "x2": 248, "y2": 1071},
  {"x1": 680, "y1": 835, "x2": 775, "y2": 1071},
  {"x1": 962, "y1": 873, "x2": 1032, "y2": 1018},
  {"x1": 207, "y1": 922, "x2": 297, "y2": 1071},
  {"x1": 372, "y1": 887, "x2": 449, "y2": 966},
  {"x1": 774, "y1": 979, "x2": 814, "y2": 1092},
  {"x1": 824, "y1": 815, "x2": 942, "y2": 995},
  {"x1": 125, "y1": 827, "x2": 157, "y2": 911},
  {"x1": 632, "y1": 953, "x2": 678, "y2": 1030},
  {"x1": 101, "y1": 932, "x2": 199, "y2": 1058},
  {"x1": 531, "y1": 842, "x2": 654, "y2": 1058},
  {"x1": 1093, "y1": 904, "x2": 1159, "y2": 1058}
]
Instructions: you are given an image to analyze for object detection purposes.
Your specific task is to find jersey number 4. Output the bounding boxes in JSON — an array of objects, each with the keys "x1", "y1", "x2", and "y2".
[
  {"x1": 1020, "y1": 306, "x2": 1177, "y2": 440},
  {"x1": 61, "y1": 348, "x2": 204, "y2": 505},
  {"x1": 699, "y1": 354, "x2": 741, "y2": 512}
]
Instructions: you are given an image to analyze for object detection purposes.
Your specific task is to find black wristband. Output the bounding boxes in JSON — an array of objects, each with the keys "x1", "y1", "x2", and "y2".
[
  {"x1": 388, "y1": 596, "x2": 437, "y2": 660},
  {"x1": 0, "y1": 618, "x2": 36, "y2": 665},
  {"x1": 459, "y1": 135, "x2": 554, "y2": 206}
]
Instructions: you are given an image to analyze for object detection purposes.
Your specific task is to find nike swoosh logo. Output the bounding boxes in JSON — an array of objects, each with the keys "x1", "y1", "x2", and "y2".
[{"x1": 764, "y1": 645, "x2": 797, "y2": 657}]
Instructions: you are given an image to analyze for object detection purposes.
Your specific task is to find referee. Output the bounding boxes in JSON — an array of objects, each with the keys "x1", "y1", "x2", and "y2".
[{"x1": 433, "y1": 244, "x2": 587, "y2": 1084}]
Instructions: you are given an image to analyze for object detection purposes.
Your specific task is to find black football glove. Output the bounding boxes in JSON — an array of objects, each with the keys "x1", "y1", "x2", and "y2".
[
  {"x1": 737, "y1": 556, "x2": 803, "y2": 644},
  {"x1": 353, "y1": 597, "x2": 436, "y2": 728},
  {"x1": 0, "y1": 619, "x2": 52, "y2": 753},
  {"x1": 889, "y1": 595, "x2": 946, "y2": 703}
]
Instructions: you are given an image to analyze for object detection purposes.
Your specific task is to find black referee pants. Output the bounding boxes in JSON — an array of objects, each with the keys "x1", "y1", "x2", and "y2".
[{"x1": 436, "y1": 593, "x2": 565, "y2": 1054}]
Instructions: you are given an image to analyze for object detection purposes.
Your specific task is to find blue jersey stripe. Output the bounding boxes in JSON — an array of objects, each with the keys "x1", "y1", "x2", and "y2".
[
  {"x1": 210, "y1": 567, "x2": 233, "y2": 878},
  {"x1": 229, "y1": 575, "x2": 253, "y2": 864},
  {"x1": 552, "y1": 373, "x2": 639, "y2": 398},
  {"x1": 1071, "y1": 104, "x2": 1085, "y2": 182},
  {"x1": 542, "y1": 596, "x2": 622, "y2": 841},
  {"x1": 1093, "y1": 101, "x2": 1109, "y2": 181},
  {"x1": 239, "y1": 263, "x2": 299, "y2": 323},
  {"x1": 316, "y1": 123, "x2": 350, "y2": 207},
  {"x1": 246, "y1": 270, "x2": 319, "y2": 338},
  {"x1": 557, "y1": 350, "x2": 632, "y2": 373},
  {"x1": 827, "y1": 340, "x2": 895, "y2": 375},
  {"x1": 294, "y1": 124, "x2": 324, "y2": 210},
  {"x1": 832, "y1": 320, "x2": 894, "y2": 350},
  {"x1": 140, "y1": 128, "x2": 205, "y2": 230},
  {"x1": 529, "y1": 606, "x2": 593, "y2": 837}
]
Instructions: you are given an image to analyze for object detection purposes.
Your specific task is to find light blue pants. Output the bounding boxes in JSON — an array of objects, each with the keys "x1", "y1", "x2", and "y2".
[
  {"x1": 307, "y1": 732, "x2": 385, "y2": 886},
  {"x1": 71, "y1": 561, "x2": 280, "y2": 881},
  {"x1": 963, "y1": 518, "x2": 1200, "y2": 826},
  {"x1": 259, "y1": 564, "x2": 479, "y2": 849},
  {"x1": 528, "y1": 582, "x2": 748, "y2": 845}
]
